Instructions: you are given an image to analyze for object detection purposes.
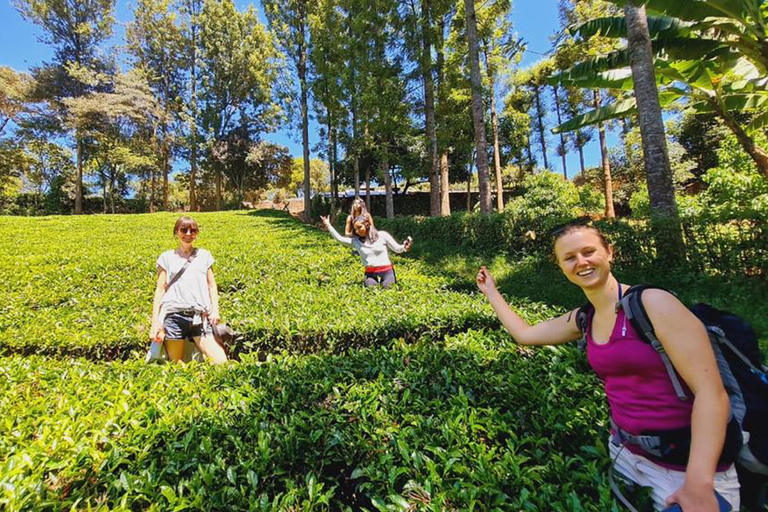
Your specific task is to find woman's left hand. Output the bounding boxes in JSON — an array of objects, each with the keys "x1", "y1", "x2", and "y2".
[
  {"x1": 666, "y1": 482, "x2": 719, "y2": 512},
  {"x1": 208, "y1": 312, "x2": 220, "y2": 326}
]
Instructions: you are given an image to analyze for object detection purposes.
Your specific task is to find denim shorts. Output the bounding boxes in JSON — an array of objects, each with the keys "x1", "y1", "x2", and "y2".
[{"x1": 163, "y1": 311, "x2": 212, "y2": 341}]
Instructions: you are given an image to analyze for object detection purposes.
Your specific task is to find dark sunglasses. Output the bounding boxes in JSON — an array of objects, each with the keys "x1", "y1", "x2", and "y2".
[
  {"x1": 179, "y1": 227, "x2": 199, "y2": 235},
  {"x1": 547, "y1": 216, "x2": 594, "y2": 239}
]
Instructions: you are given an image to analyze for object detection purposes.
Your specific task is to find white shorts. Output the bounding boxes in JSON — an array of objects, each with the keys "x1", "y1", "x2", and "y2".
[{"x1": 609, "y1": 441, "x2": 740, "y2": 511}]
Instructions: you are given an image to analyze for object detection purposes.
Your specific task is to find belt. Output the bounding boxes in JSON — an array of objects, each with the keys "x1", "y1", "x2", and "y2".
[{"x1": 365, "y1": 264, "x2": 393, "y2": 273}]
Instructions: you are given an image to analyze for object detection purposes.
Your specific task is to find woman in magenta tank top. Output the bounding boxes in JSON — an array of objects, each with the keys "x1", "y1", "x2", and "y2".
[{"x1": 475, "y1": 219, "x2": 739, "y2": 512}]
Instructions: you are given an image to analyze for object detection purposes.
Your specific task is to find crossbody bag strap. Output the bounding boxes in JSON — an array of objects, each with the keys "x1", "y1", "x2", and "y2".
[{"x1": 164, "y1": 248, "x2": 198, "y2": 291}]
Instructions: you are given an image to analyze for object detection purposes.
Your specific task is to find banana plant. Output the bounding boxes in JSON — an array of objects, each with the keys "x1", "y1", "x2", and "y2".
[{"x1": 549, "y1": 0, "x2": 768, "y2": 178}]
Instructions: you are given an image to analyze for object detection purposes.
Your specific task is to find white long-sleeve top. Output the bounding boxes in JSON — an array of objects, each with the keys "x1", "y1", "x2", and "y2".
[{"x1": 327, "y1": 225, "x2": 406, "y2": 268}]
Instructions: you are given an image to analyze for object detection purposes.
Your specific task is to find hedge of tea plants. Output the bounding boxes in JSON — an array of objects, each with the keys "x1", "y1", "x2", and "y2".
[
  {"x1": 0, "y1": 330, "x2": 621, "y2": 511},
  {"x1": 3, "y1": 209, "x2": 763, "y2": 511},
  {"x1": 0, "y1": 211, "x2": 561, "y2": 359}
]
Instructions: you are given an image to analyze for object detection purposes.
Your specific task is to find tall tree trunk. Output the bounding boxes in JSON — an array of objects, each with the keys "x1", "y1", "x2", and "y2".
[
  {"x1": 162, "y1": 138, "x2": 169, "y2": 210},
  {"x1": 625, "y1": 4, "x2": 683, "y2": 257},
  {"x1": 436, "y1": 14, "x2": 450, "y2": 216},
  {"x1": 421, "y1": 0, "x2": 439, "y2": 217},
  {"x1": 576, "y1": 133, "x2": 586, "y2": 176},
  {"x1": 187, "y1": 0, "x2": 200, "y2": 212},
  {"x1": 215, "y1": 170, "x2": 222, "y2": 211},
  {"x1": 352, "y1": 101, "x2": 360, "y2": 197},
  {"x1": 440, "y1": 151, "x2": 450, "y2": 215},
  {"x1": 298, "y1": 10, "x2": 311, "y2": 220},
  {"x1": 526, "y1": 134, "x2": 533, "y2": 172},
  {"x1": 364, "y1": 124, "x2": 370, "y2": 209},
  {"x1": 331, "y1": 118, "x2": 339, "y2": 200},
  {"x1": 354, "y1": 151, "x2": 360, "y2": 197},
  {"x1": 534, "y1": 85, "x2": 549, "y2": 170},
  {"x1": 189, "y1": 55, "x2": 198, "y2": 211},
  {"x1": 110, "y1": 169, "x2": 116, "y2": 214},
  {"x1": 327, "y1": 108, "x2": 334, "y2": 200},
  {"x1": 463, "y1": 0, "x2": 491, "y2": 215},
  {"x1": 552, "y1": 84, "x2": 567, "y2": 179},
  {"x1": 485, "y1": 47, "x2": 503, "y2": 210},
  {"x1": 365, "y1": 166, "x2": 371, "y2": 211},
  {"x1": 594, "y1": 90, "x2": 615, "y2": 218},
  {"x1": 162, "y1": 96, "x2": 170, "y2": 210},
  {"x1": 466, "y1": 151, "x2": 473, "y2": 212},
  {"x1": 381, "y1": 147, "x2": 393, "y2": 219},
  {"x1": 75, "y1": 134, "x2": 83, "y2": 214},
  {"x1": 150, "y1": 166, "x2": 156, "y2": 213}
]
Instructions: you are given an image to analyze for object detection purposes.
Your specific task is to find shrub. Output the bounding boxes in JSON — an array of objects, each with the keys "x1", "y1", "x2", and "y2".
[
  {"x1": 0, "y1": 331, "x2": 617, "y2": 511},
  {"x1": 504, "y1": 171, "x2": 587, "y2": 237},
  {"x1": 628, "y1": 185, "x2": 702, "y2": 220},
  {"x1": 0, "y1": 211, "x2": 504, "y2": 359}
]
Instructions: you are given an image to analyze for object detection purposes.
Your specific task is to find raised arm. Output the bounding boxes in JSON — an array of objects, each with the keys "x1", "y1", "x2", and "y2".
[
  {"x1": 380, "y1": 231, "x2": 410, "y2": 253},
  {"x1": 642, "y1": 290, "x2": 730, "y2": 511},
  {"x1": 477, "y1": 266, "x2": 582, "y2": 346},
  {"x1": 321, "y1": 216, "x2": 353, "y2": 246}
]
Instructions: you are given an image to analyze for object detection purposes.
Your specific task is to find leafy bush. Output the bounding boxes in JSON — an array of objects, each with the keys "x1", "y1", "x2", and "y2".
[
  {"x1": 0, "y1": 211, "x2": 504, "y2": 359},
  {"x1": 698, "y1": 164, "x2": 768, "y2": 222},
  {"x1": 0, "y1": 330, "x2": 619, "y2": 511},
  {"x1": 628, "y1": 184, "x2": 702, "y2": 220},
  {"x1": 504, "y1": 171, "x2": 595, "y2": 240}
]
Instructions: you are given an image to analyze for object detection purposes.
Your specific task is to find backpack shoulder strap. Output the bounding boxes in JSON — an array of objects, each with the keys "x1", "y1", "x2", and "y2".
[{"x1": 621, "y1": 285, "x2": 689, "y2": 401}]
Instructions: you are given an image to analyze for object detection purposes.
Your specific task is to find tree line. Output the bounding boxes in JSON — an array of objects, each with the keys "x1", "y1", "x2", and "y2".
[{"x1": 1, "y1": 0, "x2": 766, "y2": 243}]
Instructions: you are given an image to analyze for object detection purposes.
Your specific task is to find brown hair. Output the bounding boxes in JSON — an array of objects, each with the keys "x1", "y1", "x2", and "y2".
[
  {"x1": 550, "y1": 218, "x2": 610, "y2": 260},
  {"x1": 173, "y1": 216, "x2": 199, "y2": 236},
  {"x1": 351, "y1": 197, "x2": 367, "y2": 217},
  {"x1": 353, "y1": 214, "x2": 378, "y2": 243}
]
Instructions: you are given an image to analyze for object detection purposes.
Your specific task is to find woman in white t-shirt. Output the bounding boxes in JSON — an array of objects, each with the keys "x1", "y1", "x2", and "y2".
[
  {"x1": 321, "y1": 214, "x2": 412, "y2": 288},
  {"x1": 149, "y1": 216, "x2": 227, "y2": 364}
]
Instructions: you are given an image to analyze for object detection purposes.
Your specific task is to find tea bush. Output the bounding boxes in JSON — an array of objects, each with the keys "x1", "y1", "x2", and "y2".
[
  {"x1": 0, "y1": 211, "x2": 522, "y2": 359},
  {"x1": 0, "y1": 330, "x2": 619, "y2": 511}
]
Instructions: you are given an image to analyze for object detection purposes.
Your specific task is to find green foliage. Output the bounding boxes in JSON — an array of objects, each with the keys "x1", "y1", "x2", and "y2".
[
  {"x1": 0, "y1": 211, "x2": 500, "y2": 359},
  {"x1": 504, "y1": 171, "x2": 600, "y2": 242},
  {"x1": 0, "y1": 200, "x2": 766, "y2": 511},
  {"x1": 697, "y1": 134, "x2": 768, "y2": 222},
  {"x1": 630, "y1": 133, "x2": 768, "y2": 222},
  {"x1": 0, "y1": 331, "x2": 618, "y2": 511}
]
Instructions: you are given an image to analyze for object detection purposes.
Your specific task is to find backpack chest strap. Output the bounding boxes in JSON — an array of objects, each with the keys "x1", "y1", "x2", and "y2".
[{"x1": 610, "y1": 417, "x2": 669, "y2": 459}]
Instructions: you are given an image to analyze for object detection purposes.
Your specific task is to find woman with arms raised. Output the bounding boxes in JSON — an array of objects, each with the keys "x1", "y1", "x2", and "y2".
[
  {"x1": 476, "y1": 219, "x2": 740, "y2": 512},
  {"x1": 321, "y1": 214, "x2": 411, "y2": 288}
]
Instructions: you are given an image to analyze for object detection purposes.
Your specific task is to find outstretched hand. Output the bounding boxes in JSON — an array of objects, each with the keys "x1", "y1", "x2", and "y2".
[
  {"x1": 404, "y1": 236, "x2": 413, "y2": 252},
  {"x1": 320, "y1": 215, "x2": 331, "y2": 229},
  {"x1": 476, "y1": 266, "x2": 497, "y2": 296}
]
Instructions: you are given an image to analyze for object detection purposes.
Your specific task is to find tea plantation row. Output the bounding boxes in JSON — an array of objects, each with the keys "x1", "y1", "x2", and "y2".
[
  {"x1": 0, "y1": 329, "x2": 618, "y2": 511},
  {"x1": 1, "y1": 211, "x2": 564, "y2": 359}
]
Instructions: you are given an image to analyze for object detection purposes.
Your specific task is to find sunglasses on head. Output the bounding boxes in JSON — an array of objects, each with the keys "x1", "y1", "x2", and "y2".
[
  {"x1": 179, "y1": 227, "x2": 199, "y2": 235},
  {"x1": 548, "y1": 216, "x2": 594, "y2": 239}
]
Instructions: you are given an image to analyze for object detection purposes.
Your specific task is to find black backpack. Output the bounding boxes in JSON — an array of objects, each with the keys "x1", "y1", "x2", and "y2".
[{"x1": 575, "y1": 285, "x2": 768, "y2": 478}]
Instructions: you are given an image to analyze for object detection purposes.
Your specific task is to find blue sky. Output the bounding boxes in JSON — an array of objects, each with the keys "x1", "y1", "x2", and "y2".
[{"x1": 0, "y1": 0, "x2": 618, "y2": 179}]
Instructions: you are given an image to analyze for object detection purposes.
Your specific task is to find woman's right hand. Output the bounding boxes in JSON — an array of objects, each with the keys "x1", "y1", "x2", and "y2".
[
  {"x1": 152, "y1": 326, "x2": 165, "y2": 343},
  {"x1": 476, "y1": 266, "x2": 497, "y2": 295},
  {"x1": 320, "y1": 215, "x2": 331, "y2": 228}
]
